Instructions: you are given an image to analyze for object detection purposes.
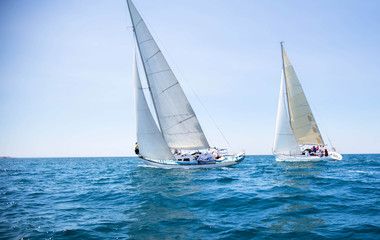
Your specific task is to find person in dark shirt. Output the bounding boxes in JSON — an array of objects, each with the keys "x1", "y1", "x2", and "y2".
[{"x1": 312, "y1": 146, "x2": 316, "y2": 155}]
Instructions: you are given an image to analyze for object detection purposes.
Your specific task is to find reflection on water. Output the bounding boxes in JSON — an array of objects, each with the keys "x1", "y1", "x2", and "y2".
[
  {"x1": 269, "y1": 161, "x2": 325, "y2": 233},
  {"x1": 1, "y1": 156, "x2": 378, "y2": 239},
  {"x1": 126, "y1": 166, "x2": 202, "y2": 239}
]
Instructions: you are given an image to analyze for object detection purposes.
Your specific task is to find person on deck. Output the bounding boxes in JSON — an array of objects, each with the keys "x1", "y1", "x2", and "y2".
[
  {"x1": 312, "y1": 146, "x2": 316, "y2": 154},
  {"x1": 197, "y1": 151, "x2": 215, "y2": 162},
  {"x1": 325, "y1": 148, "x2": 329, "y2": 157},
  {"x1": 305, "y1": 150, "x2": 310, "y2": 157},
  {"x1": 197, "y1": 152, "x2": 207, "y2": 161},
  {"x1": 211, "y1": 147, "x2": 221, "y2": 159},
  {"x1": 206, "y1": 151, "x2": 215, "y2": 161},
  {"x1": 135, "y1": 142, "x2": 139, "y2": 155},
  {"x1": 318, "y1": 150, "x2": 323, "y2": 157}
]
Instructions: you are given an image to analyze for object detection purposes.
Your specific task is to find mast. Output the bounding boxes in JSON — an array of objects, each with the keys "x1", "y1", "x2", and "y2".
[
  {"x1": 133, "y1": 44, "x2": 175, "y2": 160},
  {"x1": 273, "y1": 67, "x2": 301, "y2": 156},
  {"x1": 280, "y1": 42, "x2": 292, "y2": 128},
  {"x1": 127, "y1": 1, "x2": 163, "y2": 132},
  {"x1": 125, "y1": 0, "x2": 209, "y2": 149}
]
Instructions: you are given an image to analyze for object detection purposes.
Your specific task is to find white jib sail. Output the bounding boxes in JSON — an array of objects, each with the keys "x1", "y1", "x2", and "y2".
[
  {"x1": 282, "y1": 47, "x2": 325, "y2": 146},
  {"x1": 273, "y1": 72, "x2": 302, "y2": 155},
  {"x1": 127, "y1": 0, "x2": 209, "y2": 150},
  {"x1": 134, "y1": 48, "x2": 175, "y2": 160}
]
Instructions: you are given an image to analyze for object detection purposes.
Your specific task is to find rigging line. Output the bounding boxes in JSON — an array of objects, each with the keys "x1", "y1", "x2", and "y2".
[
  {"x1": 143, "y1": 36, "x2": 231, "y2": 149},
  {"x1": 129, "y1": 0, "x2": 231, "y2": 149},
  {"x1": 308, "y1": 97, "x2": 334, "y2": 147}
]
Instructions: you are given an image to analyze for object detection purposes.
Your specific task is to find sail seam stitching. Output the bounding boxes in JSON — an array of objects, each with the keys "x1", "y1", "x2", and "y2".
[
  {"x1": 135, "y1": 19, "x2": 143, "y2": 28},
  {"x1": 144, "y1": 50, "x2": 161, "y2": 63},
  {"x1": 148, "y1": 69, "x2": 171, "y2": 76},
  {"x1": 139, "y1": 38, "x2": 154, "y2": 45},
  {"x1": 164, "y1": 115, "x2": 196, "y2": 131},
  {"x1": 159, "y1": 82, "x2": 179, "y2": 95}
]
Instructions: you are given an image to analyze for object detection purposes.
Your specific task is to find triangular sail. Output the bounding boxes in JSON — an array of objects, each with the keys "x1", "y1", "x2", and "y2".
[
  {"x1": 127, "y1": 0, "x2": 209, "y2": 149},
  {"x1": 273, "y1": 72, "x2": 302, "y2": 155},
  {"x1": 134, "y1": 47, "x2": 175, "y2": 160},
  {"x1": 282, "y1": 46, "x2": 325, "y2": 146}
]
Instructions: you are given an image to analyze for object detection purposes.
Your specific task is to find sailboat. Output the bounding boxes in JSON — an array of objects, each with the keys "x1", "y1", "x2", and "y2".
[
  {"x1": 127, "y1": 0, "x2": 245, "y2": 168},
  {"x1": 273, "y1": 43, "x2": 342, "y2": 161}
]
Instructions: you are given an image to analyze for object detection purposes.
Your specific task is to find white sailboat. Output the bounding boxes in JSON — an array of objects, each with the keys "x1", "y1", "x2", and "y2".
[
  {"x1": 127, "y1": 0, "x2": 245, "y2": 168},
  {"x1": 273, "y1": 43, "x2": 342, "y2": 161}
]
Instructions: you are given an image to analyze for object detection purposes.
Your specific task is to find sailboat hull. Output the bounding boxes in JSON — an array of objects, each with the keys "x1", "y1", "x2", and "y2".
[
  {"x1": 139, "y1": 154, "x2": 245, "y2": 169},
  {"x1": 275, "y1": 152, "x2": 342, "y2": 162}
]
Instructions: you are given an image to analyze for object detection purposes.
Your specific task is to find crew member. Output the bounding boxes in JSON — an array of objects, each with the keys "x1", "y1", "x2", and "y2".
[{"x1": 135, "y1": 142, "x2": 139, "y2": 155}]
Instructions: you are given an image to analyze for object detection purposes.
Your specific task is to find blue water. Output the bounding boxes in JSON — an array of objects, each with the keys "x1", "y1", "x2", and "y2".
[{"x1": 1, "y1": 155, "x2": 379, "y2": 239}]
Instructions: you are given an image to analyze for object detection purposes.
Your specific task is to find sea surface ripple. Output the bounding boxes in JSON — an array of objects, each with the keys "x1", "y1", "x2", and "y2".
[{"x1": 0, "y1": 154, "x2": 379, "y2": 239}]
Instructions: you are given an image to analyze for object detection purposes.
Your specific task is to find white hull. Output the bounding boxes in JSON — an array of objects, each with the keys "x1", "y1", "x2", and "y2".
[
  {"x1": 275, "y1": 152, "x2": 342, "y2": 162},
  {"x1": 139, "y1": 153, "x2": 245, "y2": 169}
]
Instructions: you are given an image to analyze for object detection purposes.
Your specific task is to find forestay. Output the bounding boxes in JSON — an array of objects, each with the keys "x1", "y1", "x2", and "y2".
[
  {"x1": 273, "y1": 72, "x2": 302, "y2": 155},
  {"x1": 134, "y1": 49, "x2": 175, "y2": 160},
  {"x1": 282, "y1": 46, "x2": 324, "y2": 145},
  {"x1": 127, "y1": 0, "x2": 209, "y2": 149}
]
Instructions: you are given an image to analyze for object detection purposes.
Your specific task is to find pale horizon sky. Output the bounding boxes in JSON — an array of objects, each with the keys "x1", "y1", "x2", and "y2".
[{"x1": 1, "y1": 0, "x2": 380, "y2": 157}]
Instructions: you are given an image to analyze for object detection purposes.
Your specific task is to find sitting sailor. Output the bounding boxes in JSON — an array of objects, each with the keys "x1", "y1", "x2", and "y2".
[
  {"x1": 211, "y1": 147, "x2": 221, "y2": 159},
  {"x1": 318, "y1": 149, "x2": 323, "y2": 157},
  {"x1": 206, "y1": 151, "x2": 215, "y2": 161},
  {"x1": 305, "y1": 149, "x2": 310, "y2": 157},
  {"x1": 197, "y1": 151, "x2": 215, "y2": 163},
  {"x1": 134, "y1": 142, "x2": 139, "y2": 155},
  {"x1": 312, "y1": 146, "x2": 316, "y2": 154},
  {"x1": 197, "y1": 152, "x2": 207, "y2": 161},
  {"x1": 173, "y1": 149, "x2": 181, "y2": 155}
]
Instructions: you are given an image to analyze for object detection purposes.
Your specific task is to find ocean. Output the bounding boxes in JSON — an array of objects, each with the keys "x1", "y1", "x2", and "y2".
[{"x1": 0, "y1": 154, "x2": 379, "y2": 239}]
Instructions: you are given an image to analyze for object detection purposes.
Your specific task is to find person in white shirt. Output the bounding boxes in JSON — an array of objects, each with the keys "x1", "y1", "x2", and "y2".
[
  {"x1": 197, "y1": 152, "x2": 207, "y2": 161},
  {"x1": 305, "y1": 150, "x2": 310, "y2": 157},
  {"x1": 206, "y1": 151, "x2": 215, "y2": 161},
  {"x1": 211, "y1": 148, "x2": 221, "y2": 159},
  {"x1": 197, "y1": 151, "x2": 215, "y2": 163}
]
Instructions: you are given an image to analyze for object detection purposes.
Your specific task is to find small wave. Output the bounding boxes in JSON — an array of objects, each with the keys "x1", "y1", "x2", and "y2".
[
  {"x1": 137, "y1": 165, "x2": 161, "y2": 169},
  {"x1": 347, "y1": 170, "x2": 379, "y2": 175},
  {"x1": 216, "y1": 177, "x2": 237, "y2": 183},
  {"x1": 1, "y1": 155, "x2": 379, "y2": 240}
]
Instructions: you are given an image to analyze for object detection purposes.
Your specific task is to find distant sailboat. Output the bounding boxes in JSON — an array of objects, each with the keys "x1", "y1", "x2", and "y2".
[
  {"x1": 273, "y1": 43, "x2": 342, "y2": 161},
  {"x1": 127, "y1": 0, "x2": 245, "y2": 168}
]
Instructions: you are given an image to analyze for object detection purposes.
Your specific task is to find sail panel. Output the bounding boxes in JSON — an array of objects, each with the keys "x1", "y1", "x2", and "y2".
[
  {"x1": 282, "y1": 49, "x2": 325, "y2": 146},
  {"x1": 127, "y1": 0, "x2": 209, "y2": 149},
  {"x1": 134, "y1": 48, "x2": 175, "y2": 160},
  {"x1": 273, "y1": 72, "x2": 302, "y2": 155}
]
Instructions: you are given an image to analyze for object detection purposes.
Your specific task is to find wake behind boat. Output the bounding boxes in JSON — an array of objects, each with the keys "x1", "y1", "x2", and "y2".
[
  {"x1": 127, "y1": 0, "x2": 245, "y2": 168},
  {"x1": 273, "y1": 43, "x2": 342, "y2": 162}
]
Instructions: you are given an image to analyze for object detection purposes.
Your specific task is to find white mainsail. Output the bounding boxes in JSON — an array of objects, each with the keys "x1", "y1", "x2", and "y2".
[
  {"x1": 127, "y1": 0, "x2": 209, "y2": 150},
  {"x1": 282, "y1": 45, "x2": 324, "y2": 146},
  {"x1": 134, "y1": 48, "x2": 175, "y2": 160},
  {"x1": 273, "y1": 72, "x2": 302, "y2": 155}
]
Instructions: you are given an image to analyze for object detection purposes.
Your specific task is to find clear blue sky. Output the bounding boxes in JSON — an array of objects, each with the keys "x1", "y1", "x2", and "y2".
[{"x1": 1, "y1": 0, "x2": 379, "y2": 157}]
